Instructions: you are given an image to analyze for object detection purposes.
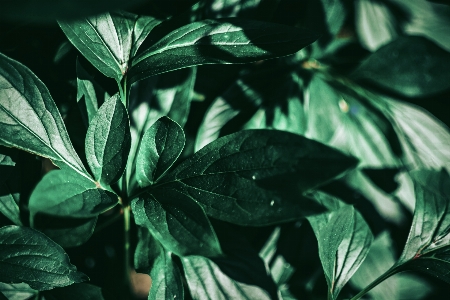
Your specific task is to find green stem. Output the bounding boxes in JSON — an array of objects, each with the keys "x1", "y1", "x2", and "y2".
[{"x1": 350, "y1": 266, "x2": 399, "y2": 300}]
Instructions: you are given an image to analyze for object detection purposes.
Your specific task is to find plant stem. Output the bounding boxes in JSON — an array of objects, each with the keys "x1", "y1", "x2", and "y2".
[{"x1": 350, "y1": 266, "x2": 399, "y2": 300}]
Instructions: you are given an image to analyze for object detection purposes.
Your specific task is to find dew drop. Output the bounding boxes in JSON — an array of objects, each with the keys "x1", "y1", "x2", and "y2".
[
  {"x1": 270, "y1": 200, "x2": 275, "y2": 206},
  {"x1": 252, "y1": 175, "x2": 256, "y2": 180}
]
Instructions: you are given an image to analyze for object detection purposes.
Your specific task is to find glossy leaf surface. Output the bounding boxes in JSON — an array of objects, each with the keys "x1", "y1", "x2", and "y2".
[
  {"x1": 0, "y1": 52, "x2": 89, "y2": 179},
  {"x1": 132, "y1": 188, "x2": 222, "y2": 257},
  {"x1": 136, "y1": 117, "x2": 185, "y2": 187},
  {"x1": 29, "y1": 170, "x2": 118, "y2": 219},
  {"x1": 129, "y1": 19, "x2": 318, "y2": 83},
  {"x1": 148, "y1": 248, "x2": 184, "y2": 300},
  {"x1": 0, "y1": 226, "x2": 87, "y2": 291},
  {"x1": 157, "y1": 129, "x2": 357, "y2": 226},
  {"x1": 85, "y1": 94, "x2": 131, "y2": 186},
  {"x1": 59, "y1": 12, "x2": 160, "y2": 81},
  {"x1": 182, "y1": 256, "x2": 271, "y2": 300},
  {"x1": 308, "y1": 205, "x2": 373, "y2": 299}
]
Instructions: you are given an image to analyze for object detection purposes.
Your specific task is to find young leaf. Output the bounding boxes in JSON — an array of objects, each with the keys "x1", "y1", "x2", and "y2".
[
  {"x1": 29, "y1": 170, "x2": 118, "y2": 219},
  {"x1": 351, "y1": 36, "x2": 450, "y2": 97},
  {"x1": 155, "y1": 129, "x2": 357, "y2": 226},
  {"x1": 148, "y1": 248, "x2": 184, "y2": 300},
  {"x1": 181, "y1": 255, "x2": 271, "y2": 299},
  {"x1": 59, "y1": 12, "x2": 161, "y2": 81},
  {"x1": 136, "y1": 117, "x2": 185, "y2": 187},
  {"x1": 76, "y1": 58, "x2": 110, "y2": 127},
  {"x1": 0, "y1": 52, "x2": 90, "y2": 180},
  {"x1": 85, "y1": 94, "x2": 131, "y2": 186},
  {"x1": 129, "y1": 19, "x2": 319, "y2": 83},
  {"x1": 0, "y1": 226, "x2": 87, "y2": 291},
  {"x1": 43, "y1": 283, "x2": 104, "y2": 300},
  {"x1": 308, "y1": 205, "x2": 373, "y2": 299},
  {"x1": 132, "y1": 188, "x2": 222, "y2": 257}
]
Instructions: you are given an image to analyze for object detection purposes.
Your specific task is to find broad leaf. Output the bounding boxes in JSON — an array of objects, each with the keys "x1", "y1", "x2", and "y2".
[
  {"x1": 59, "y1": 12, "x2": 161, "y2": 81},
  {"x1": 129, "y1": 19, "x2": 319, "y2": 83},
  {"x1": 148, "y1": 248, "x2": 184, "y2": 300},
  {"x1": 29, "y1": 169, "x2": 118, "y2": 219},
  {"x1": 204, "y1": 0, "x2": 261, "y2": 19},
  {"x1": 43, "y1": 283, "x2": 104, "y2": 300},
  {"x1": 156, "y1": 129, "x2": 357, "y2": 226},
  {"x1": 182, "y1": 255, "x2": 271, "y2": 299},
  {"x1": 0, "y1": 283, "x2": 37, "y2": 300},
  {"x1": 38, "y1": 217, "x2": 98, "y2": 248},
  {"x1": 136, "y1": 117, "x2": 185, "y2": 187},
  {"x1": 0, "y1": 52, "x2": 89, "y2": 179},
  {"x1": 76, "y1": 58, "x2": 109, "y2": 127},
  {"x1": 352, "y1": 36, "x2": 450, "y2": 97},
  {"x1": 132, "y1": 188, "x2": 222, "y2": 257},
  {"x1": 0, "y1": 0, "x2": 146, "y2": 22},
  {"x1": 85, "y1": 94, "x2": 131, "y2": 186},
  {"x1": 134, "y1": 226, "x2": 162, "y2": 274},
  {"x1": 308, "y1": 205, "x2": 373, "y2": 299},
  {"x1": 126, "y1": 68, "x2": 196, "y2": 194},
  {"x1": 0, "y1": 226, "x2": 87, "y2": 291}
]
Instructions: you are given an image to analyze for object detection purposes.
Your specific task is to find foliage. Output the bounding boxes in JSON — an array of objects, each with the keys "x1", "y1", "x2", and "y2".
[{"x1": 1, "y1": 0, "x2": 450, "y2": 299}]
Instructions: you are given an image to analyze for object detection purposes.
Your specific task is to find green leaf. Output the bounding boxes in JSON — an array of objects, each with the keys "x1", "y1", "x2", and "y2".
[
  {"x1": 0, "y1": 226, "x2": 87, "y2": 291},
  {"x1": 428, "y1": 0, "x2": 450, "y2": 5},
  {"x1": 181, "y1": 255, "x2": 271, "y2": 299},
  {"x1": 157, "y1": 129, "x2": 357, "y2": 226},
  {"x1": 308, "y1": 205, "x2": 373, "y2": 299},
  {"x1": 76, "y1": 58, "x2": 110, "y2": 127},
  {"x1": 136, "y1": 117, "x2": 185, "y2": 187},
  {"x1": 29, "y1": 169, "x2": 118, "y2": 219},
  {"x1": 38, "y1": 217, "x2": 98, "y2": 248},
  {"x1": 0, "y1": 52, "x2": 90, "y2": 179},
  {"x1": 0, "y1": 282, "x2": 37, "y2": 300},
  {"x1": 0, "y1": 154, "x2": 15, "y2": 166},
  {"x1": 398, "y1": 169, "x2": 450, "y2": 264},
  {"x1": 351, "y1": 36, "x2": 450, "y2": 97},
  {"x1": 0, "y1": 0, "x2": 146, "y2": 22},
  {"x1": 43, "y1": 283, "x2": 104, "y2": 300},
  {"x1": 129, "y1": 19, "x2": 318, "y2": 83},
  {"x1": 59, "y1": 12, "x2": 161, "y2": 81},
  {"x1": 134, "y1": 226, "x2": 162, "y2": 274},
  {"x1": 132, "y1": 188, "x2": 222, "y2": 257},
  {"x1": 148, "y1": 248, "x2": 184, "y2": 300},
  {"x1": 85, "y1": 94, "x2": 131, "y2": 186},
  {"x1": 126, "y1": 68, "x2": 196, "y2": 194},
  {"x1": 0, "y1": 162, "x2": 21, "y2": 226}
]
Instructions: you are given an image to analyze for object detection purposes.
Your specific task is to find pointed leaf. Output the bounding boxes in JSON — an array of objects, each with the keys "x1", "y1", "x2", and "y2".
[
  {"x1": 29, "y1": 170, "x2": 118, "y2": 219},
  {"x1": 0, "y1": 226, "x2": 87, "y2": 291},
  {"x1": 129, "y1": 19, "x2": 318, "y2": 83},
  {"x1": 181, "y1": 255, "x2": 271, "y2": 300},
  {"x1": 156, "y1": 129, "x2": 357, "y2": 226},
  {"x1": 76, "y1": 58, "x2": 109, "y2": 127},
  {"x1": 0, "y1": 52, "x2": 89, "y2": 179},
  {"x1": 131, "y1": 188, "x2": 222, "y2": 257},
  {"x1": 59, "y1": 12, "x2": 161, "y2": 81},
  {"x1": 136, "y1": 117, "x2": 185, "y2": 187},
  {"x1": 85, "y1": 94, "x2": 131, "y2": 186},
  {"x1": 148, "y1": 248, "x2": 184, "y2": 300},
  {"x1": 308, "y1": 205, "x2": 373, "y2": 299}
]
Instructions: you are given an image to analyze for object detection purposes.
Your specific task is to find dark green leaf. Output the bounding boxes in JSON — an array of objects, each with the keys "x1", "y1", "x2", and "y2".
[
  {"x1": 0, "y1": 154, "x2": 14, "y2": 166},
  {"x1": 0, "y1": 0, "x2": 146, "y2": 22},
  {"x1": 129, "y1": 19, "x2": 318, "y2": 83},
  {"x1": 0, "y1": 282, "x2": 37, "y2": 300},
  {"x1": 43, "y1": 283, "x2": 104, "y2": 300},
  {"x1": 204, "y1": 0, "x2": 261, "y2": 19},
  {"x1": 85, "y1": 94, "x2": 131, "y2": 186},
  {"x1": 59, "y1": 12, "x2": 161, "y2": 81},
  {"x1": 308, "y1": 205, "x2": 373, "y2": 299},
  {"x1": 0, "y1": 52, "x2": 90, "y2": 179},
  {"x1": 157, "y1": 129, "x2": 357, "y2": 226},
  {"x1": 132, "y1": 188, "x2": 222, "y2": 257},
  {"x1": 428, "y1": 0, "x2": 450, "y2": 5},
  {"x1": 148, "y1": 248, "x2": 184, "y2": 300},
  {"x1": 29, "y1": 170, "x2": 118, "y2": 219},
  {"x1": 0, "y1": 166, "x2": 21, "y2": 225},
  {"x1": 352, "y1": 36, "x2": 450, "y2": 97},
  {"x1": 136, "y1": 117, "x2": 185, "y2": 187},
  {"x1": 76, "y1": 58, "x2": 109, "y2": 127},
  {"x1": 0, "y1": 226, "x2": 87, "y2": 291},
  {"x1": 182, "y1": 256, "x2": 271, "y2": 299},
  {"x1": 126, "y1": 68, "x2": 196, "y2": 194},
  {"x1": 134, "y1": 226, "x2": 163, "y2": 274},
  {"x1": 38, "y1": 217, "x2": 98, "y2": 248}
]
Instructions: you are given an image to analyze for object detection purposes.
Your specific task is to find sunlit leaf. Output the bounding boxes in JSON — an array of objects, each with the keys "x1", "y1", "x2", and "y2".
[
  {"x1": 85, "y1": 94, "x2": 131, "y2": 186},
  {"x1": 0, "y1": 226, "x2": 87, "y2": 291}
]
